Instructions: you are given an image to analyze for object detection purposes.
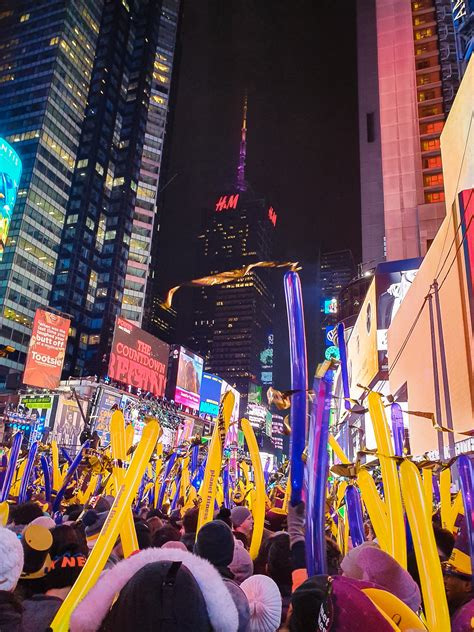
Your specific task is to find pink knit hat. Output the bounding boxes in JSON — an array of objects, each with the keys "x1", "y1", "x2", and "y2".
[
  {"x1": 355, "y1": 545, "x2": 421, "y2": 612},
  {"x1": 161, "y1": 540, "x2": 187, "y2": 552},
  {"x1": 229, "y1": 540, "x2": 253, "y2": 584},
  {"x1": 240, "y1": 574, "x2": 281, "y2": 632}
]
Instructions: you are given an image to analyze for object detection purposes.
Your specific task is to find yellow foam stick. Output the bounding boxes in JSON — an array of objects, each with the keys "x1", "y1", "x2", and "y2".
[
  {"x1": 125, "y1": 423, "x2": 134, "y2": 455},
  {"x1": 399, "y1": 460, "x2": 450, "y2": 631},
  {"x1": 362, "y1": 588, "x2": 427, "y2": 631},
  {"x1": 153, "y1": 460, "x2": 164, "y2": 508},
  {"x1": 368, "y1": 392, "x2": 406, "y2": 568},
  {"x1": 357, "y1": 469, "x2": 389, "y2": 552},
  {"x1": 0, "y1": 501, "x2": 9, "y2": 526},
  {"x1": 11, "y1": 459, "x2": 27, "y2": 497},
  {"x1": 328, "y1": 434, "x2": 350, "y2": 464},
  {"x1": 180, "y1": 456, "x2": 190, "y2": 499},
  {"x1": 197, "y1": 391, "x2": 234, "y2": 531},
  {"x1": 282, "y1": 475, "x2": 291, "y2": 514},
  {"x1": 422, "y1": 468, "x2": 433, "y2": 524},
  {"x1": 241, "y1": 417, "x2": 265, "y2": 560},
  {"x1": 448, "y1": 491, "x2": 464, "y2": 533},
  {"x1": 440, "y1": 467, "x2": 452, "y2": 530},
  {"x1": 51, "y1": 440, "x2": 61, "y2": 491},
  {"x1": 50, "y1": 420, "x2": 159, "y2": 632},
  {"x1": 77, "y1": 474, "x2": 98, "y2": 505},
  {"x1": 111, "y1": 410, "x2": 138, "y2": 558}
]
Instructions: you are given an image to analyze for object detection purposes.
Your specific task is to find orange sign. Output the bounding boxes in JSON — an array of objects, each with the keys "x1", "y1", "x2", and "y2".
[{"x1": 23, "y1": 309, "x2": 70, "y2": 389}]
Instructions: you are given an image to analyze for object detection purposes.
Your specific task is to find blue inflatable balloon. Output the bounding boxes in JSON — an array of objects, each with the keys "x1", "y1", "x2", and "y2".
[
  {"x1": 390, "y1": 403, "x2": 405, "y2": 457},
  {"x1": 0, "y1": 432, "x2": 23, "y2": 502},
  {"x1": 345, "y1": 485, "x2": 366, "y2": 548},
  {"x1": 284, "y1": 271, "x2": 308, "y2": 506},
  {"x1": 19, "y1": 441, "x2": 39, "y2": 503},
  {"x1": 458, "y1": 455, "x2": 474, "y2": 591}
]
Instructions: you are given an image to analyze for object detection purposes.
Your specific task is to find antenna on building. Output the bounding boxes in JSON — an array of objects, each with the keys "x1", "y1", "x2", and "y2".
[{"x1": 236, "y1": 92, "x2": 248, "y2": 191}]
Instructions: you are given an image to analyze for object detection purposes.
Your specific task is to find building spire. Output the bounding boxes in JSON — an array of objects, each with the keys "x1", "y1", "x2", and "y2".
[{"x1": 236, "y1": 93, "x2": 248, "y2": 191}]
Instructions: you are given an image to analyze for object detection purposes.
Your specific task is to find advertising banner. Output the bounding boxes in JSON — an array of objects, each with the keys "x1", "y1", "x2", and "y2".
[
  {"x1": 375, "y1": 258, "x2": 421, "y2": 371},
  {"x1": 108, "y1": 317, "x2": 169, "y2": 397},
  {"x1": 94, "y1": 389, "x2": 122, "y2": 445},
  {"x1": 199, "y1": 372, "x2": 223, "y2": 418},
  {"x1": 0, "y1": 138, "x2": 22, "y2": 259},
  {"x1": 23, "y1": 309, "x2": 70, "y2": 389},
  {"x1": 52, "y1": 396, "x2": 84, "y2": 450},
  {"x1": 175, "y1": 346, "x2": 204, "y2": 410}
]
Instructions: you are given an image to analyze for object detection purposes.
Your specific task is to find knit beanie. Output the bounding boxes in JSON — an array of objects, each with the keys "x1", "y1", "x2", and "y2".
[
  {"x1": 231, "y1": 506, "x2": 251, "y2": 528},
  {"x1": 0, "y1": 526, "x2": 24, "y2": 591},
  {"x1": 241, "y1": 574, "x2": 282, "y2": 632},
  {"x1": 44, "y1": 553, "x2": 86, "y2": 590},
  {"x1": 340, "y1": 541, "x2": 379, "y2": 579},
  {"x1": 229, "y1": 539, "x2": 253, "y2": 584},
  {"x1": 356, "y1": 545, "x2": 422, "y2": 612},
  {"x1": 194, "y1": 520, "x2": 234, "y2": 568}
]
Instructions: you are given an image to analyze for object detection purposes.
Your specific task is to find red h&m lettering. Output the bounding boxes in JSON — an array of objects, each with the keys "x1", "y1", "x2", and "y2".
[
  {"x1": 215, "y1": 194, "x2": 239, "y2": 212},
  {"x1": 268, "y1": 206, "x2": 277, "y2": 226}
]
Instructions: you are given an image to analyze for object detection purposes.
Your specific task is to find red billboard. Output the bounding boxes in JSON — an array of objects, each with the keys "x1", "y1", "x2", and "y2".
[
  {"x1": 23, "y1": 309, "x2": 70, "y2": 389},
  {"x1": 108, "y1": 317, "x2": 169, "y2": 397}
]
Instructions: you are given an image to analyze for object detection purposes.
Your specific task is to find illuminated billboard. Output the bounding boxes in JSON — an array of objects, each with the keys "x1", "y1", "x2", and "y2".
[
  {"x1": 324, "y1": 298, "x2": 338, "y2": 314},
  {"x1": 221, "y1": 380, "x2": 241, "y2": 444},
  {"x1": 325, "y1": 325, "x2": 337, "y2": 346},
  {"x1": 199, "y1": 372, "x2": 223, "y2": 418},
  {"x1": 0, "y1": 138, "x2": 22, "y2": 259},
  {"x1": 23, "y1": 309, "x2": 70, "y2": 389},
  {"x1": 175, "y1": 346, "x2": 204, "y2": 410},
  {"x1": 108, "y1": 317, "x2": 169, "y2": 397}
]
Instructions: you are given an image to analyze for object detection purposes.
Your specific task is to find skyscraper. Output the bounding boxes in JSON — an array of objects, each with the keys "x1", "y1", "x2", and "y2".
[
  {"x1": 357, "y1": 0, "x2": 460, "y2": 266},
  {"x1": 0, "y1": 0, "x2": 179, "y2": 387},
  {"x1": 188, "y1": 98, "x2": 276, "y2": 413},
  {"x1": 0, "y1": 1, "x2": 103, "y2": 389}
]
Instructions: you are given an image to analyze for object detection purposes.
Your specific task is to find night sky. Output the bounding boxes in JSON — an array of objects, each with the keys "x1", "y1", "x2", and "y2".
[{"x1": 156, "y1": 0, "x2": 361, "y2": 382}]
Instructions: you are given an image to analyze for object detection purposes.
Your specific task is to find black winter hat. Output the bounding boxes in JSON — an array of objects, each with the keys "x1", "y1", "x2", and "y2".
[
  {"x1": 194, "y1": 520, "x2": 234, "y2": 569},
  {"x1": 102, "y1": 561, "x2": 211, "y2": 632},
  {"x1": 44, "y1": 553, "x2": 86, "y2": 590}
]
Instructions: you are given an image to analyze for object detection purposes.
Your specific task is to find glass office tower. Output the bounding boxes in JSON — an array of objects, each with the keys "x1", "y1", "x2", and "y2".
[{"x1": 0, "y1": 1, "x2": 102, "y2": 388}]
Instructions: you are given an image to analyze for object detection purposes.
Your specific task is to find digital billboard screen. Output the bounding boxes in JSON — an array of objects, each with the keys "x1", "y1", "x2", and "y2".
[
  {"x1": 175, "y1": 346, "x2": 204, "y2": 410},
  {"x1": 324, "y1": 298, "x2": 338, "y2": 314},
  {"x1": 199, "y1": 372, "x2": 223, "y2": 418},
  {"x1": 108, "y1": 317, "x2": 169, "y2": 397},
  {"x1": 0, "y1": 138, "x2": 22, "y2": 259},
  {"x1": 23, "y1": 309, "x2": 70, "y2": 389}
]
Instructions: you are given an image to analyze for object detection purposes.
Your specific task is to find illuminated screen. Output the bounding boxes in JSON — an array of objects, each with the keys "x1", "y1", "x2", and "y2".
[
  {"x1": 23, "y1": 309, "x2": 70, "y2": 389},
  {"x1": 108, "y1": 317, "x2": 169, "y2": 397},
  {"x1": 175, "y1": 346, "x2": 204, "y2": 410},
  {"x1": 199, "y1": 372, "x2": 223, "y2": 418},
  {"x1": 0, "y1": 138, "x2": 22, "y2": 259},
  {"x1": 325, "y1": 326, "x2": 336, "y2": 346},
  {"x1": 324, "y1": 298, "x2": 338, "y2": 314}
]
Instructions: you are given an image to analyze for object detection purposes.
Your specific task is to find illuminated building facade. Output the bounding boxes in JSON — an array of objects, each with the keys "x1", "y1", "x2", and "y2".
[
  {"x1": 0, "y1": 1, "x2": 103, "y2": 389},
  {"x1": 49, "y1": 0, "x2": 179, "y2": 377},
  {"x1": 318, "y1": 250, "x2": 356, "y2": 360},
  {"x1": 357, "y1": 0, "x2": 460, "y2": 266},
  {"x1": 189, "y1": 99, "x2": 275, "y2": 413}
]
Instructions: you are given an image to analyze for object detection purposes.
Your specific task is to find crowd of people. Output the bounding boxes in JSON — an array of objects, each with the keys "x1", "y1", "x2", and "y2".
[{"x1": 0, "y1": 492, "x2": 472, "y2": 631}]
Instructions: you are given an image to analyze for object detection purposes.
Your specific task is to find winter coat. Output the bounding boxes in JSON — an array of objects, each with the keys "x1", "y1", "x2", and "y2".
[
  {"x1": 0, "y1": 591, "x2": 22, "y2": 632},
  {"x1": 21, "y1": 594, "x2": 62, "y2": 632}
]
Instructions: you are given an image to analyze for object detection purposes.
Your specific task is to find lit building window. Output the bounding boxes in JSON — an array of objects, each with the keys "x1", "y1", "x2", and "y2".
[
  {"x1": 50, "y1": 36, "x2": 59, "y2": 46},
  {"x1": 20, "y1": 13, "x2": 30, "y2": 22}
]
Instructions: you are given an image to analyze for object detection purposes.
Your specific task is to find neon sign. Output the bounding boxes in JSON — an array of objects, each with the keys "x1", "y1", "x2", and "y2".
[
  {"x1": 451, "y1": 0, "x2": 466, "y2": 22},
  {"x1": 268, "y1": 206, "x2": 277, "y2": 226},
  {"x1": 215, "y1": 194, "x2": 239, "y2": 212}
]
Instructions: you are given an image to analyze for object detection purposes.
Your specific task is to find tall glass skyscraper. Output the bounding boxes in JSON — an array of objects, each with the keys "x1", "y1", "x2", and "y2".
[
  {"x1": 0, "y1": 1, "x2": 103, "y2": 388},
  {"x1": 0, "y1": 0, "x2": 179, "y2": 387}
]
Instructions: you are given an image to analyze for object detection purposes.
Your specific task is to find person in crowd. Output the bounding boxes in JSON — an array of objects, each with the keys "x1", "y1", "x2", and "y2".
[
  {"x1": 50, "y1": 524, "x2": 88, "y2": 558},
  {"x1": 180, "y1": 506, "x2": 199, "y2": 552},
  {"x1": 443, "y1": 519, "x2": 474, "y2": 630},
  {"x1": 241, "y1": 574, "x2": 282, "y2": 632},
  {"x1": 231, "y1": 506, "x2": 254, "y2": 549},
  {"x1": 69, "y1": 547, "x2": 240, "y2": 632},
  {"x1": 215, "y1": 505, "x2": 233, "y2": 529},
  {"x1": 326, "y1": 536, "x2": 342, "y2": 576},
  {"x1": 21, "y1": 551, "x2": 86, "y2": 632},
  {"x1": 341, "y1": 541, "x2": 421, "y2": 612},
  {"x1": 7, "y1": 502, "x2": 44, "y2": 534},
  {"x1": 266, "y1": 532, "x2": 292, "y2": 624},
  {"x1": 16, "y1": 523, "x2": 53, "y2": 601},
  {"x1": 194, "y1": 519, "x2": 251, "y2": 632},
  {"x1": 146, "y1": 509, "x2": 164, "y2": 538},
  {"x1": 229, "y1": 539, "x2": 253, "y2": 585},
  {"x1": 0, "y1": 527, "x2": 24, "y2": 632},
  {"x1": 152, "y1": 523, "x2": 181, "y2": 548},
  {"x1": 82, "y1": 510, "x2": 109, "y2": 550}
]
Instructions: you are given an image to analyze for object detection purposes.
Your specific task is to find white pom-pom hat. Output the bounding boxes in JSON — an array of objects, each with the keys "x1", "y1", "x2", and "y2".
[
  {"x1": 0, "y1": 527, "x2": 24, "y2": 591},
  {"x1": 240, "y1": 574, "x2": 282, "y2": 632}
]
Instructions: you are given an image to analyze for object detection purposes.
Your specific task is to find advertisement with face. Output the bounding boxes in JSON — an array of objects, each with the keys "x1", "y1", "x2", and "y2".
[
  {"x1": 53, "y1": 397, "x2": 84, "y2": 450},
  {"x1": 23, "y1": 309, "x2": 70, "y2": 389},
  {"x1": 376, "y1": 258, "x2": 422, "y2": 371},
  {"x1": 0, "y1": 138, "x2": 22, "y2": 259},
  {"x1": 175, "y1": 347, "x2": 204, "y2": 410},
  {"x1": 108, "y1": 317, "x2": 169, "y2": 397}
]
